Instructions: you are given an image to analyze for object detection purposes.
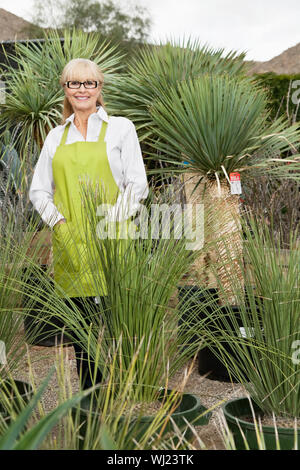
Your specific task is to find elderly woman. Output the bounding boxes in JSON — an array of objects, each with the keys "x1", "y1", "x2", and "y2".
[{"x1": 29, "y1": 58, "x2": 149, "y2": 389}]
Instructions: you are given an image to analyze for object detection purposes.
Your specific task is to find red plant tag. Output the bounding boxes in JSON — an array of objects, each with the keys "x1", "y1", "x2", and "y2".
[
  {"x1": 230, "y1": 172, "x2": 241, "y2": 181},
  {"x1": 229, "y1": 172, "x2": 242, "y2": 194}
]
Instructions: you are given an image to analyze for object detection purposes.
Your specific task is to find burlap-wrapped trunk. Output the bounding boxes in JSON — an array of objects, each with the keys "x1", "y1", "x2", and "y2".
[{"x1": 184, "y1": 172, "x2": 243, "y2": 305}]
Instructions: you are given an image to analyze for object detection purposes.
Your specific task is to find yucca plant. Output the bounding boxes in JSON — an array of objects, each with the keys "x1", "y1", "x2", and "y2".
[
  {"x1": 0, "y1": 28, "x2": 123, "y2": 160},
  {"x1": 107, "y1": 38, "x2": 247, "y2": 144},
  {"x1": 149, "y1": 74, "x2": 300, "y2": 303}
]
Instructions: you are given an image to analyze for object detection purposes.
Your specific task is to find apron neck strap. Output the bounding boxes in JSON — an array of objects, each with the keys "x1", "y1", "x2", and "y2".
[
  {"x1": 60, "y1": 122, "x2": 71, "y2": 146},
  {"x1": 98, "y1": 121, "x2": 108, "y2": 142},
  {"x1": 60, "y1": 119, "x2": 108, "y2": 146}
]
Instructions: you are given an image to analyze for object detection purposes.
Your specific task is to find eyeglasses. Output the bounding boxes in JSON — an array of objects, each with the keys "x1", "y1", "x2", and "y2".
[{"x1": 65, "y1": 80, "x2": 98, "y2": 89}]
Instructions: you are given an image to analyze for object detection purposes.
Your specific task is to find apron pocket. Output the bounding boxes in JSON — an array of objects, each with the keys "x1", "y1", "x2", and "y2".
[{"x1": 53, "y1": 222, "x2": 80, "y2": 273}]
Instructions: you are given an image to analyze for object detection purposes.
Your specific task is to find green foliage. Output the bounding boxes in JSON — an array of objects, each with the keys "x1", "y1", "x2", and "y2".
[
  {"x1": 38, "y1": 186, "x2": 211, "y2": 403},
  {"x1": 0, "y1": 352, "x2": 209, "y2": 450},
  {"x1": 0, "y1": 29, "x2": 123, "y2": 159},
  {"x1": 204, "y1": 216, "x2": 300, "y2": 418},
  {"x1": 0, "y1": 151, "x2": 58, "y2": 377},
  {"x1": 0, "y1": 208, "x2": 211, "y2": 448},
  {"x1": 107, "y1": 38, "x2": 247, "y2": 144},
  {"x1": 0, "y1": 219, "x2": 41, "y2": 378},
  {"x1": 0, "y1": 369, "x2": 89, "y2": 450},
  {"x1": 149, "y1": 74, "x2": 300, "y2": 181},
  {"x1": 0, "y1": 137, "x2": 22, "y2": 192},
  {"x1": 254, "y1": 72, "x2": 300, "y2": 123}
]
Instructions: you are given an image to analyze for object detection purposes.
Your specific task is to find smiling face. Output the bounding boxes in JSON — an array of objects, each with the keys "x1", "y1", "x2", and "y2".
[
  {"x1": 64, "y1": 80, "x2": 101, "y2": 115},
  {"x1": 61, "y1": 59, "x2": 104, "y2": 116}
]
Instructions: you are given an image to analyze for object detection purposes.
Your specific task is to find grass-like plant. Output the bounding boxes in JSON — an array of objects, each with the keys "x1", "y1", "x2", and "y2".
[
  {"x1": 0, "y1": 146, "x2": 59, "y2": 377},
  {"x1": 59, "y1": 342, "x2": 204, "y2": 450},
  {"x1": 0, "y1": 367, "x2": 93, "y2": 450},
  {"x1": 1, "y1": 360, "x2": 297, "y2": 450},
  {"x1": 0, "y1": 213, "x2": 45, "y2": 378},
  {"x1": 40, "y1": 184, "x2": 212, "y2": 403},
  {"x1": 0, "y1": 344, "x2": 212, "y2": 450},
  {"x1": 201, "y1": 214, "x2": 300, "y2": 418}
]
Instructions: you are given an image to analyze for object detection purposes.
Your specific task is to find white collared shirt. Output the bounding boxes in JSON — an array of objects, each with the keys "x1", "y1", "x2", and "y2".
[{"x1": 29, "y1": 107, "x2": 149, "y2": 228}]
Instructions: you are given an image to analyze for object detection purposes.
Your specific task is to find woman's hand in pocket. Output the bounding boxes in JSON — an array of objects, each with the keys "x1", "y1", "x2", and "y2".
[{"x1": 54, "y1": 218, "x2": 67, "y2": 229}]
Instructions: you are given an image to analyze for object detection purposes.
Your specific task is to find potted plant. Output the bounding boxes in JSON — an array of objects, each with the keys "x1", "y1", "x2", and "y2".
[
  {"x1": 45, "y1": 188, "x2": 211, "y2": 436},
  {"x1": 148, "y1": 72, "x2": 300, "y2": 380},
  {"x1": 69, "y1": 342, "x2": 211, "y2": 449},
  {"x1": 150, "y1": 73, "x2": 300, "y2": 295},
  {"x1": 206, "y1": 216, "x2": 300, "y2": 449},
  {"x1": 0, "y1": 349, "x2": 211, "y2": 451}
]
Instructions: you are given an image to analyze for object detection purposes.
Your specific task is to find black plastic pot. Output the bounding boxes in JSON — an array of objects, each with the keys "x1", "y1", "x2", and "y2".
[
  {"x1": 198, "y1": 289, "x2": 261, "y2": 382},
  {"x1": 178, "y1": 285, "x2": 251, "y2": 382},
  {"x1": 177, "y1": 286, "x2": 219, "y2": 347},
  {"x1": 23, "y1": 265, "x2": 70, "y2": 347},
  {"x1": 198, "y1": 304, "x2": 247, "y2": 382},
  {"x1": 223, "y1": 397, "x2": 300, "y2": 450},
  {"x1": 73, "y1": 389, "x2": 211, "y2": 447}
]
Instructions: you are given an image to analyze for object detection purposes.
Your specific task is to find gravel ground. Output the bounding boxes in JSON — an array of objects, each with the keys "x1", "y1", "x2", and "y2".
[{"x1": 13, "y1": 330, "x2": 246, "y2": 451}]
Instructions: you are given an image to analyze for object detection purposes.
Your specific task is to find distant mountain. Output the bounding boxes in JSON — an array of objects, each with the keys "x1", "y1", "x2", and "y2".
[
  {"x1": 246, "y1": 42, "x2": 300, "y2": 75},
  {"x1": 0, "y1": 8, "x2": 33, "y2": 42}
]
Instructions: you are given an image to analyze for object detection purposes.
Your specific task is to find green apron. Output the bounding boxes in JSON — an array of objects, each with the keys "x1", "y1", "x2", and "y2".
[{"x1": 52, "y1": 120, "x2": 119, "y2": 298}]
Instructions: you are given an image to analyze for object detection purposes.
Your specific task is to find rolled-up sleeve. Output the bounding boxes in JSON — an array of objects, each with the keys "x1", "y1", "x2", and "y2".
[{"x1": 29, "y1": 137, "x2": 65, "y2": 228}]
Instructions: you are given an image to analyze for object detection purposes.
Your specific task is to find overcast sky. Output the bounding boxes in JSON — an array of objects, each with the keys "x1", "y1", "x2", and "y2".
[{"x1": 1, "y1": 0, "x2": 300, "y2": 61}]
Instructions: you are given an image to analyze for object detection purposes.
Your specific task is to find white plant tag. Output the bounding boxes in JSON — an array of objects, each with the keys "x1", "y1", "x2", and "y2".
[
  {"x1": 239, "y1": 327, "x2": 255, "y2": 338},
  {"x1": 0, "y1": 340, "x2": 7, "y2": 365},
  {"x1": 230, "y1": 172, "x2": 242, "y2": 195}
]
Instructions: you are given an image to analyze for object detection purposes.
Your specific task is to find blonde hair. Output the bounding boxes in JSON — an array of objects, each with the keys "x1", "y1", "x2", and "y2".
[{"x1": 60, "y1": 58, "x2": 105, "y2": 124}]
